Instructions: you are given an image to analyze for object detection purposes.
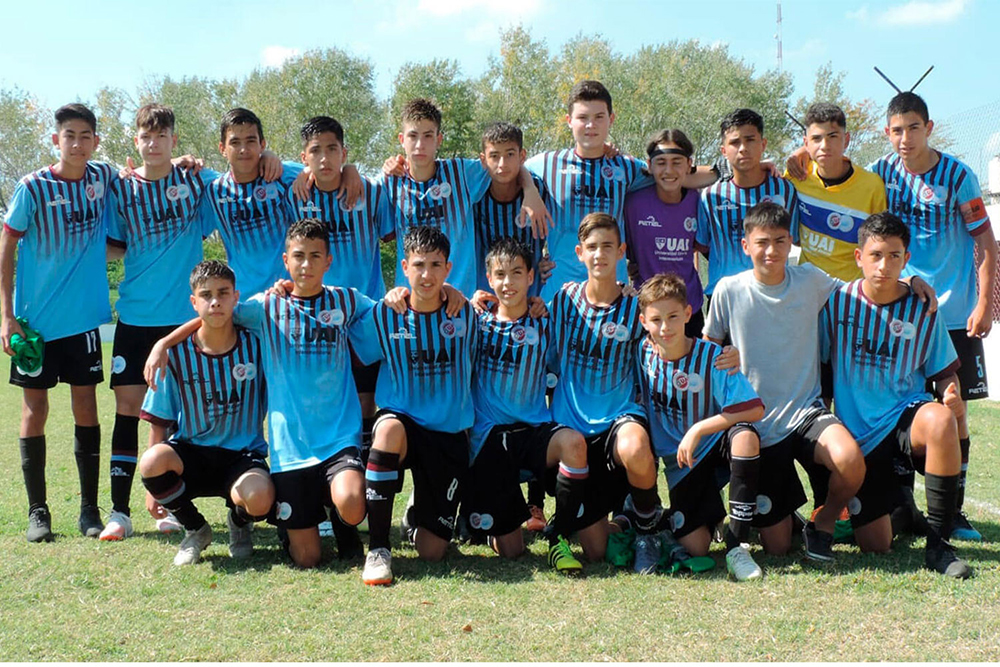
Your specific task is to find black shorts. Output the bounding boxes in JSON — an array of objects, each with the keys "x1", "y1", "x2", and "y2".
[
  {"x1": 755, "y1": 438, "x2": 808, "y2": 529},
  {"x1": 9, "y1": 328, "x2": 103, "y2": 389},
  {"x1": 784, "y1": 404, "x2": 844, "y2": 465},
  {"x1": 467, "y1": 422, "x2": 567, "y2": 537},
  {"x1": 374, "y1": 410, "x2": 470, "y2": 541},
  {"x1": 850, "y1": 401, "x2": 926, "y2": 528},
  {"x1": 571, "y1": 414, "x2": 649, "y2": 531},
  {"x1": 111, "y1": 321, "x2": 183, "y2": 388},
  {"x1": 948, "y1": 329, "x2": 988, "y2": 401},
  {"x1": 271, "y1": 448, "x2": 364, "y2": 530},
  {"x1": 168, "y1": 439, "x2": 269, "y2": 501},
  {"x1": 665, "y1": 423, "x2": 758, "y2": 539},
  {"x1": 351, "y1": 360, "x2": 380, "y2": 394},
  {"x1": 820, "y1": 361, "x2": 834, "y2": 402}
]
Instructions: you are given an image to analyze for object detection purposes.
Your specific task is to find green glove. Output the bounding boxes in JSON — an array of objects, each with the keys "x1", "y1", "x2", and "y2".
[{"x1": 10, "y1": 317, "x2": 44, "y2": 373}]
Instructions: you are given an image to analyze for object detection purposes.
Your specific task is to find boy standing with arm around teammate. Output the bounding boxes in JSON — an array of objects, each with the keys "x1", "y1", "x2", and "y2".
[
  {"x1": 139, "y1": 261, "x2": 273, "y2": 565},
  {"x1": 1, "y1": 104, "x2": 115, "y2": 541}
]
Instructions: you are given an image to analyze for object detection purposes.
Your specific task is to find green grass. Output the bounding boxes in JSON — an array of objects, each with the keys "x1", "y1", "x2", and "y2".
[{"x1": 1, "y1": 345, "x2": 999, "y2": 660}]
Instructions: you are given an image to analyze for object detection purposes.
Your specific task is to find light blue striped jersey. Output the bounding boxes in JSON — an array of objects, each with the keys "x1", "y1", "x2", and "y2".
[
  {"x1": 473, "y1": 176, "x2": 548, "y2": 296},
  {"x1": 140, "y1": 326, "x2": 266, "y2": 454},
  {"x1": 3, "y1": 162, "x2": 115, "y2": 340}
]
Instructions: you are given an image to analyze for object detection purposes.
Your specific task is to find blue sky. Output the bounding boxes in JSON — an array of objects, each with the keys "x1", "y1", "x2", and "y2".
[{"x1": 0, "y1": 0, "x2": 990, "y2": 121}]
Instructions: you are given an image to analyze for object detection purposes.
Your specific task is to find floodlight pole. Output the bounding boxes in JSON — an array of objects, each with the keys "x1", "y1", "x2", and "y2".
[{"x1": 776, "y1": 0, "x2": 783, "y2": 72}]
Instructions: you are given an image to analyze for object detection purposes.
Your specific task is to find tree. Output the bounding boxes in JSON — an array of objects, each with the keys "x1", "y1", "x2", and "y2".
[
  {"x1": 0, "y1": 88, "x2": 52, "y2": 212},
  {"x1": 388, "y1": 59, "x2": 478, "y2": 159},
  {"x1": 241, "y1": 48, "x2": 384, "y2": 169},
  {"x1": 92, "y1": 86, "x2": 137, "y2": 168}
]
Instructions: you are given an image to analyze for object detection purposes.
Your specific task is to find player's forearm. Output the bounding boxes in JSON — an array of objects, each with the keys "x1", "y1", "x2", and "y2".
[
  {"x1": 0, "y1": 232, "x2": 17, "y2": 320},
  {"x1": 691, "y1": 406, "x2": 764, "y2": 439},
  {"x1": 159, "y1": 318, "x2": 202, "y2": 351},
  {"x1": 519, "y1": 166, "x2": 539, "y2": 196},
  {"x1": 149, "y1": 423, "x2": 169, "y2": 447},
  {"x1": 975, "y1": 228, "x2": 998, "y2": 312},
  {"x1": 683, "y1": 165, "x2": 718, "y2": 189}
]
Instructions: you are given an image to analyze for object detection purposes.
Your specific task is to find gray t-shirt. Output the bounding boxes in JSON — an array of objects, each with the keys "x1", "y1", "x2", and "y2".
[{"x1": 704, "y1": 264, "x2": 839, "y2": 447}]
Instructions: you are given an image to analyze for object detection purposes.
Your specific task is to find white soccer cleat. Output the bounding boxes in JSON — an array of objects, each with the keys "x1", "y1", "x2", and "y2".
[
  {"x1": 173, "y1": 524, "x2": 213, "y2": 566},
  {"x1": 726, "y1": 545, "x2": 762, "y2": 581},
  {"x1": 156, "y1": 512, "x2": 183, "y2": 534},
  {"x1": 99, "y1": 511, "x2": 134, "y2": 541},
  {"x1": 362, "y1": 547, "x2": 393, "y2": 586}
]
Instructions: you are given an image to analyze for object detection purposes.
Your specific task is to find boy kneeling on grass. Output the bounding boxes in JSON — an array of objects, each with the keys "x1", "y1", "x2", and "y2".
[{"x1": 139, "y1": 261, "x2": 274, "y2": 565}]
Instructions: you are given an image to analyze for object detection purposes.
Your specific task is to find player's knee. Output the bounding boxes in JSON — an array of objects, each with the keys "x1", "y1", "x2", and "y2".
[
  {"x1": 416, "y1": 535, "x2": 448, "y2": 562},
  {"x1": 679, "y1": 528, "x2": 712, "y2": 558},
  {"x1": 234, "y1": 474, "x2": 275, "y2": 518},
  {"x1": 729, "y1": 430, "x2": 760, "y2": 458},
  {"x1": 920, "y1": 403, "x2": 959, "y2": 446},
  {"x1": 290, "y1": 544, "x2": 322, "y2": 569},
  {"x1": 556, "y1": 430, "x2": 587, "y2": 468},
  {"x1": 493, "y1": 532, "x2": 524, "y2": 559},
  {"x1": 138, "y1": 444, "x2": 181, "y2": 477},
  {"x1": 21, "y1": 392, "x2": 48, "y2": 427},
  {"x1": 372, "y1": 419, "x2": 406, "y2": 453},
  {"x1": 617, "y1": 433, "x2": 654, "y2": 471},
  {"x1": 334, "y1": 497, "x2": 366, "y2": 527}
]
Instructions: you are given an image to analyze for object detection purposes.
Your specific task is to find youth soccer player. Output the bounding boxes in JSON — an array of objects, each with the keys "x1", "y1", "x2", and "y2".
[
  {"x1": 356, "y1": 225, "x2": 479, "y2": 585},
  {"x1": 202, "y1": 108, "x2": 363, "y2": 297},
  {"x1": 788, "y1": 103, "x2": 887, "y2": 281},
  {"x1": 820, "y1": 212, "x2": 971, "y2": 578},
  {"x1": 636, "y1": 273, "x2": 765, "y2": 580},
  {"x1": 379, "y1": 99, "x2": 547, "y2": 297},
  {"x1": 101, "y1": 104, "x2": 220, "y2": 540},
  {"x1": 138, "y1": 261, "x2": 273, "y2": 565},
  {"x1": 705, "y1": 202, "x2": 867, "y2": 561},
  {"x1": 546, "y1": 212, "x2": 660, "y2": 565},
  {"x1": 1, "y1": 103, "x2": 115, "y2": 541},
  {"x1": 696, "y1": 109, "x2": 800, "y2": 301},
  {"x1": 870, "y1": 92, "x2": 997, "y2": 542},
  {"x1": 467, "y1": 237, "x2": 588, "y2": 573},
  {"x1": 623, "y1": 129, "x2": 705, "y2": 336},
  {"x1": 148, "y1": 220, "x2": 376, "y2": 567}
]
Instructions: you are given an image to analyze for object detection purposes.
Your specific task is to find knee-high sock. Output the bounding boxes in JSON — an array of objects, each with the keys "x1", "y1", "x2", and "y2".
[
  {"x1": 142, "y1": 470, "x2": 206, "y2": 531},
  {"x1": 20, "y1": 436, "x2": 46, "y2": 509},
  {"x1": 957, "y1": 437, "x2": 970, "y2": 512},
  {"x1": 74, "y1": 425, "x2": 101, "y2": 508},
  {"x1": 552, "y1": 463, "x2": 588, "y2": 542},
  {"x1": 365, "y1": 449, "x2": 401, "y2": 551},
  {"x1": 924, "y1": 472, "x2": 959, "y2": 545},
  {"x1": 726, "y1": 454, "x2": 759, "y2": 549},
  {"x1": 110, "y1": 414, "x2": 139, "y2": 515}
]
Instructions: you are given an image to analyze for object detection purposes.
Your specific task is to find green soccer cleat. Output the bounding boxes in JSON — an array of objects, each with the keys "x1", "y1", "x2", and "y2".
[{"x1": 548, "y1": 536, "x2": 583, "y2": 575}]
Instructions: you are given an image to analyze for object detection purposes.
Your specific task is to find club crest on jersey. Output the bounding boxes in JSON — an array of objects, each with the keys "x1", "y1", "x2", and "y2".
[
  {"x1": 232, "y1": 363, "x2": 257, "y2": 381},
  {"x1": 889, "y1": 319, "x2": 916, "y2": 340},
  {"x1": 511, "y1": 325, "x2": 539, "y2": 346},
  {"x1": 428, "y1": 183, "x2": 452, "y2": 200},
  {"x1": 166, "y1": 184, "x2": 191, "y2": 202},
  {"x1": 440, "y1": 318, "x2": 466, "y2": 338},
  {"x1": 318, "y1": 309, "x2": 345, "y2": 326},
  {"x1": 602, "y1": 322, "x2": 619, "y2": 339},
  {"x1": 85, "y1": 181, "x2": 104, "y2": 202},
  {"x1": 253, "y1": 184, "x2": 277, "y2": 201},
  {"x1": 655, "y1": 237, "x2": 666, "y2": 250},
  {"x1": 827, "y1": 212, "x2": 854, "y2": 233},
  {"x1": 683, "y1": 216, "x2": 697, "y2": 232},
  {"x1": 672, "y1": 370, "x2": 703, "y2": 392},
  {"x1": 339, "y1": 197, "x2": 366, "y2": 212},
  {"x1": 919, "y1": 184, "x2": 946, "y2": 204}
]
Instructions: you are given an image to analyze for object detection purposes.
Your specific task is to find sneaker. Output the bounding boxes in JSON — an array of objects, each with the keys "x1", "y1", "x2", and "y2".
[
  {"x1": 400, "y1": 492, "x2": 417, "y2": 546},
  {"x1": 547, "y1": 536, "x2": 583, "y2": 574},
  {"x1": 633, "y1": 533, "x2": 661, "y2": 574},
  {"x1": 925, "y1": 540, "x2": 973, "y2": 579},
  {"x1": 362, "y1": 547, "x2": 393, "y2": 585},
  {"x1": 27, "y1": 505, "x2": 54, "y2": 543},
  {"x1": 99, "y1": 510, "x2": 134, "y2": 541},
  {"x1": 890, "y1": 487, "x2": 927, "y2": 537},
  {"x1": 173, "y1": 523, "x2": 213, "y2": 566},
  {"x1": 950, "y1": 512, "x2": 983, "y2": 542},
  {"x1": 802, "y1": 521, "x2": 835, "y2": 563},
  {"x1": 156, "y1": 513, "x2": 183, "y2": 534},
  {"x1": 525, "y1": 505, "x2": 548, "y2": 532},
  {"x1": 78, "y1": 505, "x2": 104, "y2": 538},
  {"x1": 227, "y1": 509, "x2": 253, "y2": 559},
  {"x1": 726, "y1": 545, "x2": 762, "y2": 581}
]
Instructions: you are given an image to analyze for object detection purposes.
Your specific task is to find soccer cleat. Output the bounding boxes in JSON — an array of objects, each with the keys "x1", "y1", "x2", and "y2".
[
  {"x1": 726, "y1": 545, "x2": 762, "y2": 581},
  {"x1": 950, "y1": 512, "x2": 983, "y2": 542},
  {"x1": 400, "y1": 492, "x2": 417, "y2": 546},
  {"x1": 99, "y1": 510, "x2": 134, "y2": 541},
  {"x1": 890, "y1": 486, "x2": 928, "y2": 537},
  {"x1": 525, "y1": 505, "x2": 548, "y2": 532},
  {"x1": 925, "y1": 540, "x2": 973, "y2": 579},
  {"x1": 156, "y1": 512, "x2": 183, "y2": 534},
  {"x1": 78, "y1": 505, "x2": 104, "y2": 538},
  {"x1": 547, "y1": 536, "x2": 583, "y2": 574},
  {"x1": 362, "y1": 547, "x2": 394, "y2": 585},
  {"x1": 27, "y1": 505, "x2": 54, "y2": 543},
  {"x1": 802, "y1": 521, "x2": 835, "y2": 562},
  {"x1": 173, "y1": 523, "x2": 213, "y2": 566},
  {"x1": 633, "y1": 533, "x2": 661, "y2": 574},
  {"x1": 227, "y1": 509, "x2": 253, "y2": 559}
]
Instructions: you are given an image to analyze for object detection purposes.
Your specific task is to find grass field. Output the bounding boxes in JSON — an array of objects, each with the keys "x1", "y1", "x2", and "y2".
[{"x1": 1, "y1": 345, "x2": 999, "y2": 661}]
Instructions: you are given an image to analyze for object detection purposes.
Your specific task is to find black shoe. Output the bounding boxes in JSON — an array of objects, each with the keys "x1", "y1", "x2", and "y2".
[
  {"x1": 925, "y1": 540, "x2": 972, "y2": 579},
  {"x1": 78, "y1": 505, "x2": 104, "y2": 538},
  {"x1": 400, "y1": 492, "x2": 417, "y2": 546},
  {"x1": 27, "y1": 505, "x2": 54, "y2": 543},
  {"x1": 334, "y1": 524, "x2": 364, "y2": 560},
  {"x1": 276, "y1": 525, "x2": 291, "y2": 557},
  {"x1": 802, "y1": 521, "x2": 835, "y2": 563},
  {"x1": 890, "y1": 487, "x2": 927, "y2": 537}
]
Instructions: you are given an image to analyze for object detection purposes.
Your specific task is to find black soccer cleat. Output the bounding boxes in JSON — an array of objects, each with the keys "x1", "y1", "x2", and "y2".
[
  {"x1": 925, "y1": 540, "x2": 973, "y2": 579},
  {"x1": 802, "y1": 521, "x2": 835, "y2": 563},
  {"x1": 27, "y1": 505, "x2": 54, "y2": 543},
  {"x1": 78, "y1": 504, "x2": 104, "y2": 538}
]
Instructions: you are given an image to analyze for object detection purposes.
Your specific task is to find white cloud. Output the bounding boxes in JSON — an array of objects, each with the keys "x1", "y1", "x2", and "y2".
[
  {"x1": 260, "y1": 45, "x2": 301, "y2": 68},
  {"x1": 785, "y1": 38, "x2": 827, "y2": 60},
  {"x1": 848, "y1": 0, "x2": 968, "y2": 26}
]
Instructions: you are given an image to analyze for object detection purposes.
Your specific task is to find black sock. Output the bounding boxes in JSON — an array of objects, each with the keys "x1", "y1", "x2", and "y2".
[
  {"x1": 630, "y1": 484, "x2": 661, "y2": 534},
  {"x1": 361, "y1": 417, "x2": 376, "y2": 462},
  {"x1": 230, "y1": 504, "x2": 251, "y2": 527},
  {"x1": 924, "y1": 472, "x2": 959, "y2": 545},
  {"x1": 20, "y1": 436, "x2": 47, "y2": 509},
  {"x1": 365, "y1": 449, "x2": 401, "y2": 551},
  {"x1": 110, "y1": 414, "x2": 139, "y2": 515},
  {"x1": 957, "y1": 437, "x2": 970, "y2": 512},
  {"x1": 552, "y1": 463, "x2": 588, "y2": 543},
  {"x1": 142, "y1": 470, "x2": 206, "y2": 531},
  {"x1": 527, "y1": 479, "x2": 546, "y2": 509},
  {"x1": 726, "y1": 454, "x2": 759, "y2": 548},
  {"x1": 74, "y1": 425, "x2": 101, "y2": 508}
]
